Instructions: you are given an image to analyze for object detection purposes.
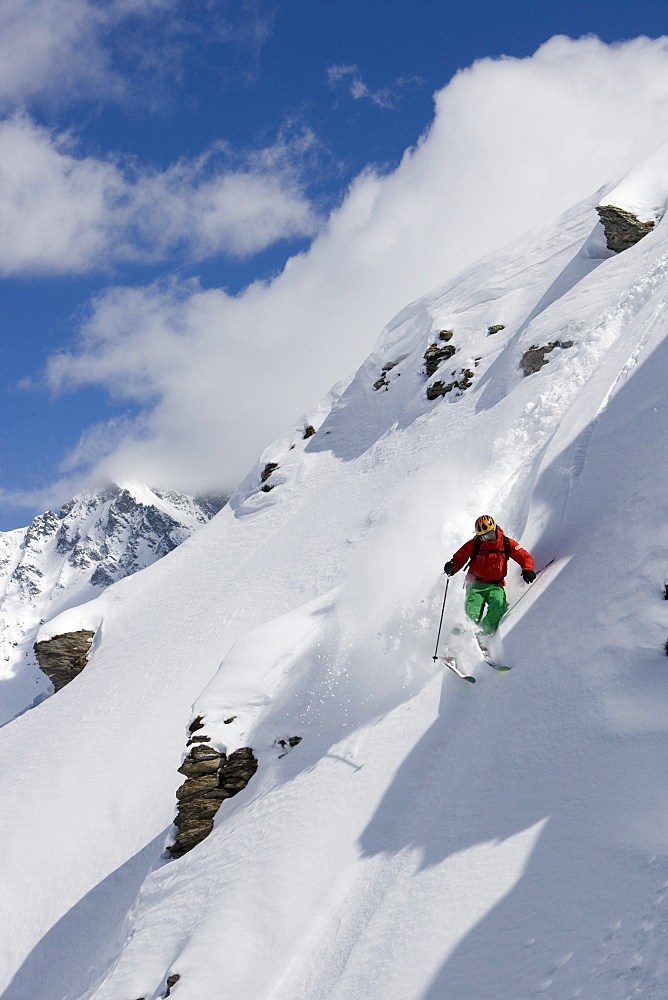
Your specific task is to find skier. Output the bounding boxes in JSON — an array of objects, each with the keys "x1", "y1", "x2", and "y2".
[{"x1": 443, "y1": 515, "x2": 536, "y2": 635}]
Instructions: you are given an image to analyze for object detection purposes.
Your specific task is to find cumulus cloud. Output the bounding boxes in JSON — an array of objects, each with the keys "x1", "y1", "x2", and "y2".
[
  {"x1": 0, "y1": 0, "x2": 182, "y2": 110},
  {"x1": 32, "y1": 35, "x2": 668, "y2": 500},
  {"x1": 0, "y1": 115, "x2": 319, "y2": 274},
  {"x1": 327, "y1": 64, "x2": 422, "y2": 109},
  {"x1": 0, "y1": 0, "x2": 276, "y2": 111}
]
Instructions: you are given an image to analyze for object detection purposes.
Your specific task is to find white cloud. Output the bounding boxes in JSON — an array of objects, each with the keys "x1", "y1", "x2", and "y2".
[
  {"x1": 0, "y1": 0, "x2": 276, "y2": 112},
  {"x1": 327, "y1": 64, "x2": 421, "y2": 109},
  {"x1": 0, "y1": 116, "x2": 124, "y2": 274},
  {"x1": 0, "y1": 115, "x2": 319, "y2": 274},
  {"x1": 0, "y1": 0, "x2": 176, "y2": 110},
  {"x1": 34, "y1": 35, "x2": 668, "y2": 500}
]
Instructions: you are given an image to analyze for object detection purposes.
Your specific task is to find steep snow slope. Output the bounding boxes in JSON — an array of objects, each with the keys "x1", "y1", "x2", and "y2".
[
  {"x1": 601, "y1": 137, "x2": 668, "y2": 224},
  {"x1": 2, "y1": 170, "x2": 668, "y2": 1000},
  {"x1": 0, "y1": 484, "x2": 224, "y2": 726}
]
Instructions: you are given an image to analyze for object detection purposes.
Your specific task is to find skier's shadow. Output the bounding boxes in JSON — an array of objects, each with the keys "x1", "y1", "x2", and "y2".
[{"x1": 357, "y1": 575, "x2": 668, "y2": 998}]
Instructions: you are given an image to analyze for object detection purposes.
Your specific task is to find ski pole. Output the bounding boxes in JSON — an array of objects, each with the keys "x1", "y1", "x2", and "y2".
[
  {"x1": 505, "y1": 558, "x2": 554, "y2": 619},
  {"x1": 432, "y1": 577, "x2": 450, "y2": 661}
]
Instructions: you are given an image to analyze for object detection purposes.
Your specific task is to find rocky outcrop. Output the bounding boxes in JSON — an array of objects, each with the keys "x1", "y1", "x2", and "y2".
[
  {"x1": 427, "y1": 367, "x2": 475, "y2": 400},
  {"x1": 373, "y1": 355, "x2": 407, "y2": 392},
  {"x1": 488, "y1": 324, "x2": 505, "y2": 335},
  {"x1": 134, "y1": 972, "x2": 180, "y2": 1000},
  {"x1": 596, "y1": 205, "x2": 655, "y2": 253},
  {"x1": 261, "y1": 462, "x2": 278, "y2": 482},
  {"x1": 34, "y1": 630, "x2": 95, "y2": 691},
  {"x1": 276, "y1": 735, "x2": 302, "y2": 757},
  {"x1": 168, "y1": 720, "x2": 258, "y2": 858},
  {"x1": 520, "y1": 340, "x2": 574, "y2": 376},
  {"x1": 303, "y1": 424, "x2": 316, "y2": 439},
  {"x1": 423, "y1": 331, "x2": 456, "y2": 378},
  {"x1": 260, "y1": 462, "x2": 279, "y2": 493}
]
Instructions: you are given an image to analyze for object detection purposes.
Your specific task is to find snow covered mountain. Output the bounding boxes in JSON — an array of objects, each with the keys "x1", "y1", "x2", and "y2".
[
  {"x1": 0, "y1": 484, "x2": 225, "y2": 725},
  {"x1": 2, "y1": 151, "x2": 668, "y2": 1000}
]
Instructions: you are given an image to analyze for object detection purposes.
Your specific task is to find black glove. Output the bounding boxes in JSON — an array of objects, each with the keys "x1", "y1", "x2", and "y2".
[
  {"x1": 444, "y1": 560, "x2": 455, "y2": 576},
  {"x1": 522, "y1": 569, "x2": 536, "y2": 584}
]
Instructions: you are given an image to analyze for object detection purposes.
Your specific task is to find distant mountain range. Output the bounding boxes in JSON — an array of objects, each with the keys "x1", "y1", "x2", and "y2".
[{"x1": 0, "y1": 483, "x2": 225, "y2": 725}]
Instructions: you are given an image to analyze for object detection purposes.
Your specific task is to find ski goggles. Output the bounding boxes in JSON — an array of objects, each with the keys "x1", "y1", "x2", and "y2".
[{"x1": 479, "y1": 530, "x2": 496, "y2": 541}]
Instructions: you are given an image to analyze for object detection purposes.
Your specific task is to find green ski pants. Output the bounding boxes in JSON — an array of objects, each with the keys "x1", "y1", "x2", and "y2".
[{"x1": 465, "y1": 581, "x2": 508, "y2": 635}]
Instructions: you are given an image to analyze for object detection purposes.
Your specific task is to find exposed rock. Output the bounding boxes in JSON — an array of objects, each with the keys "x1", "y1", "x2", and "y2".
[
  {"x1": 303, "y1": 425, "x2": 316, "y2": 439},
  {"x1": 260, "y1": 462, "x2": 278, "y2": 483},
  {"x1": 373, "y1": 352, "x2": 409, "y2": 389},
  {"x1": 373, "y1": 357, "x2": 406, "y2": 390},
  {"x1": 24, "y1": 510, "x2": 59, "y2": 549},
  {"x1": 520, "y1": 340, "x2": 574, "y2": 376},
  {"x1": 165, "y1": 972, "x2": 181, "y2": 996},
  {"x1": 664, "y1": 584, "x2": 668, "y2": 601},
  {"x1": 423, "y1": 342, "x2": 456, "y2": 377},
  {"x1": 260, "y1": 467, "x2": 277, "y2": 491},
  {"x1": 176, "y1": 771, "x2": 222, "y2": 801},
  {"x1": 596, "y1": 204, "x2": 655, "y2": 253},
  {"x1": 426, "y1": 367, "x2": 475, "y2": 400},
  {"x1": 221, "y1": 747, "x2": 258, "y2": 795},
  {"x1": 33, "y1": 630, "x2": 95, "y2": 691},
  {"x1": 177, "y1": 744, "x2": 222, "y2": 777},
  {"x1": 175, "y1": 798, "x2": 226, "y2": 824},
  {"x1": 488, "y1": 324, "x2": 505, "y2": 335},
  {"x1": 438, "y1": 330, "x2": 454, "y2": 341},
  {"x1": 277, "y1": 735, "x2": 302, "y2": 757},
  {"x1": 188, "y1": 715, "x2": 205, "y2": 734},
  {"x1": 169, "y1": 744, "x2": 258, "y2": 858},
  {"x1": 189, "y1": 494, "x2": 227, "y2": 520},
  {"x1": 426, "y1": 380, "x2": 453, "y2": 400}
]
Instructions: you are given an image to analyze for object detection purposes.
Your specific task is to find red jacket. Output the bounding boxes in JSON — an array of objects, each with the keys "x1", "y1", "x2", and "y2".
[{"x1": 450, "y1": 529, "x2": 534, "y2": 585}]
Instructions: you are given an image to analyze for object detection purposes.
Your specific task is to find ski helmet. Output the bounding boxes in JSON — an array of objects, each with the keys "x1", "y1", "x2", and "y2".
[{"x1": 475, "y1": 514, "x2": 496, "y2": 536}]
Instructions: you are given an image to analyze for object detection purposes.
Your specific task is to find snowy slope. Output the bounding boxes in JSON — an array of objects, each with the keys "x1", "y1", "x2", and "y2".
[
  {"x1": 2, "y1": 162, "x2": 668, "y2": 1000},
  {"x1": 600, "y1": 137, "x2": 668, "y2": 223},
  {"x1": 0, "y1": 484, "x2": 225, "y2": 726}
]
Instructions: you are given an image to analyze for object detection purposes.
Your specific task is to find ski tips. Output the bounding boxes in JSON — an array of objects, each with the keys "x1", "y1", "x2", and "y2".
[{"x1": 439, "y1": 655, "x2": 476, "y2": 683}]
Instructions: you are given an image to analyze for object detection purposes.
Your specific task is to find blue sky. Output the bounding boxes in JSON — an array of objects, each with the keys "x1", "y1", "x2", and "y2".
[{"x1": 1, "y1": 1, "x2": 668, "y2": 529}]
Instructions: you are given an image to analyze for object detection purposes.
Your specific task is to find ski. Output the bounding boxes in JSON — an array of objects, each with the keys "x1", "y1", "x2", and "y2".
[
  {"x1": 476, "y1": 639, "x2": 511, "y2": 671},
  {"x1": 440, "y1": 655, "x2": 476, "y2": 683}
]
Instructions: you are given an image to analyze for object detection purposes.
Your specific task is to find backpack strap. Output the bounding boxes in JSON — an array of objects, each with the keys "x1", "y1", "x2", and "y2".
[{"x1": 465, "y1": 534, "x2": 482, "y2": 569}]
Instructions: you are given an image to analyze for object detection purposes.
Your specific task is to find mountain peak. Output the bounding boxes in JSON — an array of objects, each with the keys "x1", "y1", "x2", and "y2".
[{"x1": 0, "y1": 482, "x2": 227, "y2": 725}]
